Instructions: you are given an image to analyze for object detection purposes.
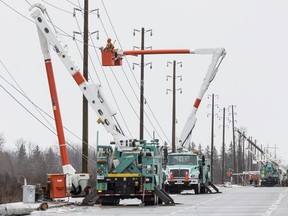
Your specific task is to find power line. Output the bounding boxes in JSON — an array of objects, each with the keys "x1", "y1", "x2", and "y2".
[
  {"x1": 100, "y1": 0, "x2": 170, "y2": 143},
  {"x1": 0, "y1": 0, "x2": 35, "y2": 23},
  {"x1": 4, "y1": 0, "x2": 169, "y2": 144},
  {"x1": 42, "y1": 0, "x2": 73, "y2": 14},
  {"x1": 0, "y1": 61, "x2": 97, "y2": 155}
]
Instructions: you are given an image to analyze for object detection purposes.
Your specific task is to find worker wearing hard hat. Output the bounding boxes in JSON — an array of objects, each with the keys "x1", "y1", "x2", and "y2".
[{"x1": 104, "y1": 38, "x2": 114, "y2": 51}]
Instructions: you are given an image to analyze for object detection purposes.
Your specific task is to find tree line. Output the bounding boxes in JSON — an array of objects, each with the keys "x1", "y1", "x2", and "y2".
[
  {"x1": 0, "y1": 133, "x2": 96, "y2": 204},
  {"x1": 0, "y1": 128, "x2": 285, "y2": 204}
]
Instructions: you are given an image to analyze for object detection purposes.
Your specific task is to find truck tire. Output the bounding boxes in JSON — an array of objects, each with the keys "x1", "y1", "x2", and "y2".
[
  {"x1": 200, "y1": 185, "x2": 206, "y2": 194},
  {"x1": 194, "y1": 185, "x2": 199, "y2": 194}
]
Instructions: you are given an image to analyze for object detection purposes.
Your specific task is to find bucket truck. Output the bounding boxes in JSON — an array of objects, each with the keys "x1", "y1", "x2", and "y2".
[
  {"x1": 237, "y1": 131, "x2": 288, "y2": 187},
  {"x1": 30, "y1": 4, "x2": 90, "y2": 199},
  {"x1": 101, "y1": 42, "x2": 226, "y2": 195},
  {"x1": 30, "y1": 4, "x2": 174, "y2": 205}
]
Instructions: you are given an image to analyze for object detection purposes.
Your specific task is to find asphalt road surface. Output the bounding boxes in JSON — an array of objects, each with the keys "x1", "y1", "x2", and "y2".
[{"x1": 27, "y1": 186, "x2": 288, "y2": 216}]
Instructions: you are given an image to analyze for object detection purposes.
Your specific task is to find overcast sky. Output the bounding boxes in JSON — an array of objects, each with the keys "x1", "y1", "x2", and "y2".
[{"x1": 1, "y1": 0, "x2": 288, "y2": 165}]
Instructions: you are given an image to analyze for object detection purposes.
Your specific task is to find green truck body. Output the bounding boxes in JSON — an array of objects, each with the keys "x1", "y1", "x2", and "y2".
[{"x1": 95, "y1": 140, "x2": 172, "y2": 205}]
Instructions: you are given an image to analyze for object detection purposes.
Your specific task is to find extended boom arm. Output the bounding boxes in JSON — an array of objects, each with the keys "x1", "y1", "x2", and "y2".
[
  {"x1": 30, "y1": 5, "x2": 135, "y2": 153},
  {"x1": 117, "y1": 48, "x2": 226, "y2": 147}
]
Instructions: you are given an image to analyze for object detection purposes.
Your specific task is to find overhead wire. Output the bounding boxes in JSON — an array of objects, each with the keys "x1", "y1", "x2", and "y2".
[
  {"x1": 73, "y1": 1, "x2": 133, "y2": 137},
  {"x1": 100, "y1": 0, "x2": 170, "y2": 144},
  {"x1": 88, "y1": 35, "x2": 133, "y2": 137},
  {"x1": 2, "y1": 0, "x2": 169, "y2": 145},
  {"x1": 72, "y1": 9, "x2": 100, "y2": 84},
  {"x1": 66, "y1": 0, "x2": 79, "y2": 8},
  {"x1": 85, "y1": 2, "x2": 156, "y2": 140},
  {"x1": 0, "y1": 0, "x2": 100, "y2": 164},
  {"x1": 41, "y1": 0, "x2": 73, "y2": 15},
  {"x1": 0, "y1": 60, "x2": 55, "y2": 133},
  {"x1": 0, "y1": 61, "x2": 97, "y2": 165},
  {"x1": 0, "y1": 0, "x2": 35, "y2": 23}
]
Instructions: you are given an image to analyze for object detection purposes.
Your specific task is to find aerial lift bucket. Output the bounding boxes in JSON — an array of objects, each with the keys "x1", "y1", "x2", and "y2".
[{"x1": 101, "y1": 50, "x2": 122, "y2": 66}]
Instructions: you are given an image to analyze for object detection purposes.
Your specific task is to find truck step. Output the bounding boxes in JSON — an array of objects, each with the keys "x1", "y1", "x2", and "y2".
[
  {"x1": 81, "y1": 188, "x2": 99, "y2": 205},
  {"x1": 153, "y1": 186, "x2": 175, "y2": 205}
]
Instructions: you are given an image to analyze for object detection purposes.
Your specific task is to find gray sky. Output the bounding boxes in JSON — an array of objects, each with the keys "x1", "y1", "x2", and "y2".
[{"x1": 1, "y1": 0, "x2": 288, "y2": 164}]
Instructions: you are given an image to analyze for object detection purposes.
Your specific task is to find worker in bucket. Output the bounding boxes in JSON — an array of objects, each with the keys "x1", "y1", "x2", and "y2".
[{"x1": 104, "y1": 38, "x2": 115, "y2": 51}]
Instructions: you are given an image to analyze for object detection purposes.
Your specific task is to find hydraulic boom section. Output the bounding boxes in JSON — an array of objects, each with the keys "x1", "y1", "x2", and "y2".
[
  {"x1": 110, "y1": 48, "x2": 226, "y2": 147},
  {"x1": 30, "y1": 4, "x2": 135, "y2": 152}
]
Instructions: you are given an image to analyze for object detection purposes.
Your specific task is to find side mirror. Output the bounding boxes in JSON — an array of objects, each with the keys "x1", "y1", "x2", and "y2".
[
  {"x1": 202, "y1": 155, "x2": 205, "y2": 165},
  {"x1": 163, "y1": 148, "x2": 168, "y2": 164}
]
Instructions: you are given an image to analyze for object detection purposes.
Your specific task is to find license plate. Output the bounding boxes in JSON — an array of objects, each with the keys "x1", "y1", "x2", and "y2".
[{"x1": 97, "y1": 175, "x2": 104, "y2": 179}]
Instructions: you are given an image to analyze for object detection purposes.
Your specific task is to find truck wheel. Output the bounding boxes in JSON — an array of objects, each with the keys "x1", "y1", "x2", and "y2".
[
  {"x1": 194, "y1": 185, "x2": 199, "y2": 194},
  {"x1": 200, "y1": 186, "x2": 206, "y2": 194}
]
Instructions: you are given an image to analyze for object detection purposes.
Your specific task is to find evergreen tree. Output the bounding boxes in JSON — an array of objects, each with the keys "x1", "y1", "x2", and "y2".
[
  {"x1": 0, "y1": 133, "x2": 5, "y2": 152},
  {"x1": 212, "y1": 146, "x2": 221, "y2": 184}
]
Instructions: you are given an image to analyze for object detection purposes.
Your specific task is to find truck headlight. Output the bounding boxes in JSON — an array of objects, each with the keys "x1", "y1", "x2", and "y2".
[{"x1": 190, "y1": 174, "x2": 198, "y2": 178}]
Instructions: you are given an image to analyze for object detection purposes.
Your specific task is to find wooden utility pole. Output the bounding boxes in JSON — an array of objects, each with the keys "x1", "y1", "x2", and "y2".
[
  {"x1": 82, "y1": 0, "x2": 89, "y2": 173},
  {"x1": 238, "y1": 131, "x2": 242, "y2": 173},
  {"x1": 242, "y1": 133, "x2": 245, "y2": 172},
  {"x1": 139, "y1": 27, "x2": 145, "y2": 140},
  {"x1": 231, "y1": 105, "x2": 237, "y2": 183},
  {"x1": 210, "y1": 94, "x2": 215, "y2": 182},
  {"x1": 172, "y1": 61, "x2": 176, "y2": 153},
  {"x1": 221, "y1": 107, "x2": 226, "y2": 184},
  {"x1": 167, "y1": 61, "x2": 182, "y2": 153},
  {"x1": 133, "y1": 27, "x2": 152, "y2": 140}
]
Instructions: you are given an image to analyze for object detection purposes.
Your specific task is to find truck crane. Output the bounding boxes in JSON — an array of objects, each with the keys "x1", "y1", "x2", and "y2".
[
  {"x1": 101, "y1": 42, "x2": 226, "y2": 195},
  {"x1": 31, "y1": 3, "x2": 225, "y2": 204},
  {"x1": 30, "y1": 4, "x2": 174, "y2": 205},
  {"x1": 102, "y1": 46, "x2": 226, "y2": 148},
  {"x1": 30, "y1": 4, "x2": 91, "y2": 199},
  {"x1": 237, "y1": 130, "x2": 288, "y2": 187}
]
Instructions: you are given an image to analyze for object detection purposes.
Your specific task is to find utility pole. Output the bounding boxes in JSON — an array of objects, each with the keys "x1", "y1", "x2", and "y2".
[
  {"x1": 242, "y1": 132, "x2": 245, "y2": 172},
  {"x1": 133, "y1": 28, "x2": 152, "y2": 140},
  {"x1": 82, "y1": 0, "x2": 89, "y2": 173},
  {"x1": 221, "y1": 107, "x2": 226, "y2": 184},
  {"x1": 208, "y1": 94, "x2": 218, "y2": 182},
  {"x1": 237, "y1": 131, "x2": 242, "y2": 173},
  {"x1": 231, "y1": 105, "x2": 237, "y2": 183},
  {"x1": 211, "y1": 94, "x2": 215, "y2": 182},
  {"x1": 167, "y1": 61, "x2": 182, "y2": 152}
]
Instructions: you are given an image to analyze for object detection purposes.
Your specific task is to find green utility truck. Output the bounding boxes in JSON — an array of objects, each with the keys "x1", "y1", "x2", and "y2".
[
  {"x1": 163, "y1": 149, "x2": 219, "y2": 194},
  {"x1": 94, "y1": 140, "x2": 174, "y2": 205},
  {"x1": 260, "y1": 162, "x2": 282, "y2": 187}
]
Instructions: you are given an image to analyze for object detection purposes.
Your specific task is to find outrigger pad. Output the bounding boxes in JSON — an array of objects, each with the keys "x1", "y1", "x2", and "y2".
[
  {"x1": 153, "y1": 186, "x2": 175, "y2": 205},
  {"x1": 208, "y1": 181, "x2": 222, "y2": 193}
]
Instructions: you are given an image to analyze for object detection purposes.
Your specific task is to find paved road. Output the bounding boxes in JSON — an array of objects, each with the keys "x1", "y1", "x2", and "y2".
[{"x1": 28, "y1": 186, "x2": 288, "y2": 216}]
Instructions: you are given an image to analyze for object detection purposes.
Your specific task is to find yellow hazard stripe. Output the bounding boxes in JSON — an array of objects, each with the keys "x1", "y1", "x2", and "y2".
[{"x1": 108, "y1": 173, "x2": 141, "y2": 178}]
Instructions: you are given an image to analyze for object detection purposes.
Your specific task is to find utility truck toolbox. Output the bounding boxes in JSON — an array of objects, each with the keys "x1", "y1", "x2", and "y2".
[{"x1": 48, "y1": 174, "x2": 66, "y2": 198}]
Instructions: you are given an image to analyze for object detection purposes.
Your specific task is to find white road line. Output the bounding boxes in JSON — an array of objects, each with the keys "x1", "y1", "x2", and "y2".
[{"x1": 264, "y1": 188, "x2": 288, "y2": 216}]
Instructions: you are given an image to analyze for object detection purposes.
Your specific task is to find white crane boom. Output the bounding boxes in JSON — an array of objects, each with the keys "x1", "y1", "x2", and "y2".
[
  {"x1": 178, "y1": 49, "x2": 226, "y2": 147},
  {"x1": 30, "y1": 4, "x2": 135, "y2": 152}
]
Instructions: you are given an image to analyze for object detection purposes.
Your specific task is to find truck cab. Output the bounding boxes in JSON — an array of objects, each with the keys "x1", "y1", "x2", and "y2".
[{"x1": 163, "y1": 150, "x2": 211, "y2": 194}]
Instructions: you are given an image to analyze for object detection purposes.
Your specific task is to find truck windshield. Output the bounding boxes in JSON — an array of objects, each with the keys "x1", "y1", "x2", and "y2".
[{"x1": 167, "y1": 155, "x2": 197, "y2": 165}]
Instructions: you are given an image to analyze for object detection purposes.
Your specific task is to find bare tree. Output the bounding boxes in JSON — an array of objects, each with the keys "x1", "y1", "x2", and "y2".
[{"x1": 0, "y1": 133, "x2": 5, "y2": 152}]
